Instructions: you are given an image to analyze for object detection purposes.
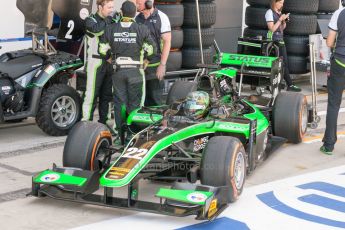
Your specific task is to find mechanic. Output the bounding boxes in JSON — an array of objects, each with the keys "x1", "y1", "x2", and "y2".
[
  {"x1": 82, "y1": 0, "x2": 115, "y2": 125},
  {"x1": 99, "y1": 0, "x2": 157, "y2": 136},
  {"x1": 135, "y1": 0, "x2": 172, "y2": 106},
  {"x1": 265, "y1": 0, "x2": 301, "y2": 92},
  {"x1": 320, "y1": 1, "x2": 345, "y2": 155}
]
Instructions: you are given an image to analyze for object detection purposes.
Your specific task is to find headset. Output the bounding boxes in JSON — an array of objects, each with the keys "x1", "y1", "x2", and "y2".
[{"x1": 145, "y1": 0, "x2": 153, "y2": 10}]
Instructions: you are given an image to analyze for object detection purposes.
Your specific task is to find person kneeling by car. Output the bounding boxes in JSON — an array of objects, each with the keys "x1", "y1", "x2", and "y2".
[{"x1": 99, "y1": 0, "x2": 157, "y2": 140}]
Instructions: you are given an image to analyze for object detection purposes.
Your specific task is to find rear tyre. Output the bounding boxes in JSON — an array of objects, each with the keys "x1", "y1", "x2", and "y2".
[
  {"x1": 183, "y1": 2, "x2": 216, "y2": 27},
  {"x1": 183, "y1": 27, "x2": 215, "y2": 48},
  {"x1": 167, "y1": 50, "x2": 182, "y2": 72},
  {"x1": 318, "y1": 0, "x2": 339, "y2": 13},
  {"x1": 182, "y1": 47, "x2": 213, "y2": 69},
  {"x1": 243, "y1": 27, "x2": 268, "y2": 39},
  {"x1": 273, "y1": 92, "x2": 308, "y2": 143},
  {"x1": 155, "y1": 4, "x2": 184, "y2": 28},
  {"x1": 287, "y1": 55, "x2": 308, "y2": 74},
  {"x1": 284, "y1": 36, "x2": 309, "y2": 56},
  {"x1": 283, "y1": 0, "x2": 318, "y2": 14},
  {"x1": 245, "y1": 6, "x2": 269, "y2": 29},
  {"x1": 171, "y1": 29, "x2": 183, "y2": 49},
  {"x1": 166, "y1": 80, "x2": 197, "y2": 105},
  {"x1": 201, "y1": 136, "x2": 246, "y2": 203},
  {"x1": 285, "y1": 14, "x2": 317, "y2": 36},
  {"x1": 63, "y1": 121, "x2": 112, "y2": 171},
  {"x1": 246, "y1": 0, "x2": 270, "y2": 7}
]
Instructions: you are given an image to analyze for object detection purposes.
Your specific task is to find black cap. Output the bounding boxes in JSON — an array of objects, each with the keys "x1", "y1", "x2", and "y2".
[{"x1": 121, "y1": 1, "x2": 137, "y2": 18}]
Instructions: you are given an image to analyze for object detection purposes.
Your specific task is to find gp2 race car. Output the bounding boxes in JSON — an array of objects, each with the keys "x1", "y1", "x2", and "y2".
[{"x1": 30, "y1": 52, "x2": 308, "y2": 219}]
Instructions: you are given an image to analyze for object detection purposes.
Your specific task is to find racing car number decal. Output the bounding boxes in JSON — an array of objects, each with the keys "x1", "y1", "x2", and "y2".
[
  {"x1": 123, "y1": 148, "x2": 148, "y2": 160},
  {"x1": 105, "y1": 141, "x2": 157, "y2": 180}
]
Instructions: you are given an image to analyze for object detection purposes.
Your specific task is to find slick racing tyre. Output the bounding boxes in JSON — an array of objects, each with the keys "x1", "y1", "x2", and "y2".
[
  {"x1": 155, "y1": 4, "x2": 184, "y2": 28},
  {"x1": 284, "y1": 35, "x2": 309, "y2": 56},
  {"x1": 245, "y1": 6, "x2": 269, "y2": 29},
  {"x1": 183, "y1": 27, "x2": 215, "y2": 48},
  {"x1": 167, "y1": 50, "x2": 182, "y2": 71},
  {"x1": 287, "y1": 55, "x2": 308, "y2": 74},
  {"x1": 36, "y1": 84, "x2": 81, "y2": 136},
  {"x1": 318, "y1": 0, "x2": 339, "y2": 13},
  {"x1": 201, "y1": 136, "x2": 246, "y2": 203},
  {"x1": 182, "y1": 47, "x2": 213, "y2": 69},
  {"x1": 285, "y1": 14, "x2": 317, "y2": 36},
  {"x1": 246, "y1": 0, "x2": 270, "y2": 7},
  {"x1": 273, "y1": 92, "x2": 308, "y2": 143},
  {"x1": 171, "y1": 29, "x2": 183, "y2": 49},
  {"x1": 283, "y1": 0, "x2": 318, "y2": 14},
  {"x1": 63, "y1": 121, "x2": 112, "y2": 171},
  {"x1": 183, "y1": 2, "x2": 216, "y2": 27},
  {"x1": 243, "y1": 27, "x2": 268, "y2": 39}
]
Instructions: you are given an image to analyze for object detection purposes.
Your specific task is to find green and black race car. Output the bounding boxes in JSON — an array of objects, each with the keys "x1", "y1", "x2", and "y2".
[{"x1": 30, "y1": 52, "x2": 308, "y2": 220}]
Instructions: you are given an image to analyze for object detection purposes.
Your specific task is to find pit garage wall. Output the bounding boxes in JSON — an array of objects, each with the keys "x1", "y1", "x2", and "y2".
[
  {"x1": 214, "y1": 0, "x2": 244, "y2": 52},
  {"x1": 0, "y1": 1, "x2": 30, "y2": 53},
  {"x1": 0, "y1": 0, "x2": 243, "y2": 53}
]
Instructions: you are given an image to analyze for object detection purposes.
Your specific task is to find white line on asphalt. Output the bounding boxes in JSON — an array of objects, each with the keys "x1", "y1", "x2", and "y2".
[{"x1": 304, "y1": 134, "x2": 345, "y2": 144}]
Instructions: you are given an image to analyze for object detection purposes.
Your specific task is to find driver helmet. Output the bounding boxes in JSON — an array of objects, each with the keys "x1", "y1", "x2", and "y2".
[{"x1": 183, "y1": 91, "x2": 210, "y2": 120}]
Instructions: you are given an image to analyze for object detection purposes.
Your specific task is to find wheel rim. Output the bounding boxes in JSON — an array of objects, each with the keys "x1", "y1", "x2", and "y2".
[
  {"x1": 258, "y1": 131, "x2": 268, "y2": 161},
  {"x1": 234, "y1": 151, "x2": 245, "y2": 190},
  {"x1": 51, "y1": 96, "x2": 77, "y2": 128},
  {"x1": 93, "y1": 138, "x2": 110, "y2": 171},
  {"x1": 301, "y1": 103, "x2": 308, "y2": 134}
]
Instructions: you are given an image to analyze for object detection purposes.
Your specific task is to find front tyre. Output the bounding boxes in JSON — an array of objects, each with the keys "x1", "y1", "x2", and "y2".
[
  {"x1": 36, "y1": 84, "x2": 81, "y2": 136},
  {"x1": 63, "y1": 121, "x2": 112, "y2": 171},
  {"x1": 201, "y1": 136, "x2": 246, "y2": 203}
]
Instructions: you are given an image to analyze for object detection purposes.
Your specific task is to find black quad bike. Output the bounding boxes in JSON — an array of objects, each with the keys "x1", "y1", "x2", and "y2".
[
  {"x1": 0, "y1": 0, "x2": 93, "y2": 135},
  {"x1": 0, "y1": 48, "x2": 83, "y2": 136}
]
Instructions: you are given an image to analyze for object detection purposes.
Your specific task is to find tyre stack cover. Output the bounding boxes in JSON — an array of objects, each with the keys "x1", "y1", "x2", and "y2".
[
  {"x1": 155, "y1": 1, "x2": 184, "y2": 71},
  {"x1": 244, "y1": 0, "x2": 323, "y2": 75},
  {"x1": 181, "y1": 0, "x2": 217, "y2": 68}
]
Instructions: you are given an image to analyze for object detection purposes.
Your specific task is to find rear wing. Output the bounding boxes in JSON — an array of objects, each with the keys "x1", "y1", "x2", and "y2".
[{"x1": 217, "y1": 53, "x2": 278, "y2": 69}]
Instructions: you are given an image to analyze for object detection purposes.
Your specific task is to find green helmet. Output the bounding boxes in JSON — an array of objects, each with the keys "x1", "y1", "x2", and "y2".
[{"x1": 184, "y1": 91, "x2": 210, "y2": 120}]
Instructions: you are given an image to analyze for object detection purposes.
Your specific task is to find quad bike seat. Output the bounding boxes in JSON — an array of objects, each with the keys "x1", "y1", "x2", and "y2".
[{"x1": 0, "y1": 54, "x2": 44, "y2": 79}]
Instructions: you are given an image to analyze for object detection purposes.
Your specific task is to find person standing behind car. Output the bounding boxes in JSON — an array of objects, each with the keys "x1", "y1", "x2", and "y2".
[
  {"x1": 320, "y1": 1, "x2": 345, "y2": 155},
  {"x1": 99, "y1": 0, "x2": 157, "y2": 136},
  {"x1": 265, "y1": 0, "x2": 301, "y2": 92},
  {"x1": 82, "y1": 0, "x2": 114, "y2": 125},
  {"x1": 135, "y1": 0, "x2": 172, "y2": 106}
]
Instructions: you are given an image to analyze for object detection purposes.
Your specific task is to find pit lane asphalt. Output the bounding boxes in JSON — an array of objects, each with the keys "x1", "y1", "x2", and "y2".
[{"x1": 0, "y1": 84, "x2": 344, "y2": 230}]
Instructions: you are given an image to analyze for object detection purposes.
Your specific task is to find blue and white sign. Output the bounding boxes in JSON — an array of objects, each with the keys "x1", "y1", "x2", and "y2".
[{"x1": 71, "y1": 166, "x2": 345, "y2": 230}]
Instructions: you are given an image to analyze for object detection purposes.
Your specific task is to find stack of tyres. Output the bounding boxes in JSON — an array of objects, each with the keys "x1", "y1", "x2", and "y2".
[
  {"x1": 244, "y1": 0, "x2": 320, "y2": 75},
  {"x1": 155, "y1": 0, "x2": 184, "y2": 72},
  {"x1": 181, "y1": 0, "x2": 217, "y2": 68},
  {"x1": 316, "y1": 0, "x2": 339, "y2": 34}
]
